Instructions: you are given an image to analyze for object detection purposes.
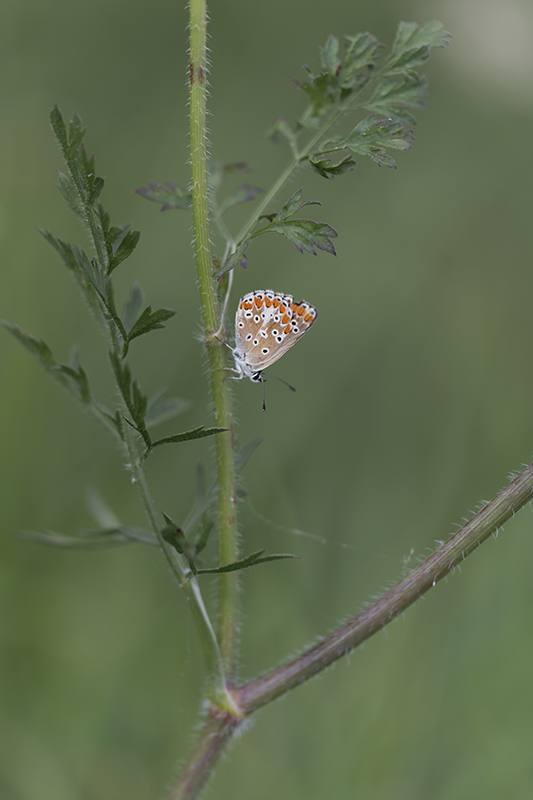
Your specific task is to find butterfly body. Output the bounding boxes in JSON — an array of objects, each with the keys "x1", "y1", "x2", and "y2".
[{"x1": 231, "y1": 289, "x2": 317, "y2": 382}]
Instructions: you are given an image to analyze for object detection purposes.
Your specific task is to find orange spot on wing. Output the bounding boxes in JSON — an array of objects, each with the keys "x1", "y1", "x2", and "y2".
[
  {"x1": 281, "y1": 313, "x2": 290, "y2": 324},
  {"x1": 304, "y1": 312, "x2": 314, "y2": 322},
  {"x1": 254, "y1": 296, "x2": 263, "y2": 307},
  {"x1": 279, "y1": 304, "x2": 287, "y2": 314},
  {"x1": 265, "y1": 297, "x2": 273, "y2": 307},
  {"x1": 297, "y1": 306, "x2": 305, "y2": 316},
  {"x1": 243, "y1": 301, "x2": 253, "y2": 310},
  {"x1": 284, "y1": 325, "x2": 291, "y2": 334},
  {"x1": 273, "y1": 299, "x2": 280, "y2": 308}
]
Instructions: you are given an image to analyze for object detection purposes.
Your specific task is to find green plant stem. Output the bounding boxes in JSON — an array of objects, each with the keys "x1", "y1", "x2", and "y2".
[{"x1": 189, "y1": 0, "x2": 240, "y2": 683}]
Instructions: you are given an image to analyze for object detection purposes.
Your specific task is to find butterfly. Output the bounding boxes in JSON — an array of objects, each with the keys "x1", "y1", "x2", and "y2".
[{"x1": 230, "y1": 290, "x2": 317, "y2": 389}]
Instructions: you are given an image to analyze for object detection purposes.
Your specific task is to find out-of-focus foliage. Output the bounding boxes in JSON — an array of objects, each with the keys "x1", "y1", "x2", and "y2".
[{"x1": 1, "y1": 1, "x2": 533, "y2": 799}]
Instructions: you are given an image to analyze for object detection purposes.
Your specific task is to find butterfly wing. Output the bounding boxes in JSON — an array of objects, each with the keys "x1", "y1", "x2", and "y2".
[{"x1": 234, "y1": 290, "x2": 317, "y2": 376}]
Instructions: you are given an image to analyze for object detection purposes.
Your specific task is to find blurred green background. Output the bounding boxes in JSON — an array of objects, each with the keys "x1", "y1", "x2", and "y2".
[{"x1": 2, "y1": 0, "x2": 533, "y2": 798}]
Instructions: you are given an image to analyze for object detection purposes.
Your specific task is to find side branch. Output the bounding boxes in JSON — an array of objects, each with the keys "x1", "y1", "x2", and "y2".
[{"x1": 237, "y1": 462, "x2": 533, "y2": 713}]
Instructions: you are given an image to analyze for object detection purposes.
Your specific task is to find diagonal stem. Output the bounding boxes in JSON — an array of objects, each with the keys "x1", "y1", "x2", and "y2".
[{"x1": 236, "y1": 462, "x2": 533, "y2": 712}]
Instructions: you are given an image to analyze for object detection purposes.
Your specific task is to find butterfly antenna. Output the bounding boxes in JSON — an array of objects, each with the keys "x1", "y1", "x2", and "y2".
[
  {"x1": 263, "y1": 371, "x2": 297, "y2": 393},
  {"x1": 261, "y1": 374, "x2": 266, "y2": 412}
]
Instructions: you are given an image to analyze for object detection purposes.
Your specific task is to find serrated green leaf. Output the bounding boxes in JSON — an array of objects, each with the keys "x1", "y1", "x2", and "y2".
[
  {"x1": 132, "y1": 379, "x2": 148, "y2": 422},
  {"x1": 279, "y1": 188, "x2": 309, "y2": 217},
  {"x1": 238, "y1": 189, "x2": 337, "y2": 257},
  {"x1": 144, "y1": 388, "x2": 192, "y2": 428},
  {"x1": 134, "y1": 182, "x2": 192, "y2": 211},
  {"x1": 149, "y1": 426, "x2": 228, "y2": 452},
  {"x1": 123, "y1": 283, "x2": 145, "y2": 332},
  {"x1": 68, "y1": 113, "x2": 86, "y2": 154},
  {"x1": 384, "y1": 21, "x2": 451, "y2": 75},
  {"x1": 3, "y1": 321, "x2": 124, "y2": 439},
  {"x1": 1, "y1": 320, "x2": 56, "y2": 370},
  {"x1": 71, "y1": 244, "x2": 106, "y2": 297},
  {"x1": 108, "y1": 228, "x2": 141, "y2": 274},
  {"x1": 196, "y1": 549, "x2": 299, "y2": 575},
  {"x1": 308, "y1": 155, "x2": 356, "y2": 179},
  {"x1": 342, "y1": 32, "x2": 382, "y2": 78},
  {"x1": 50, "y1": 106, "x2": 68, "y2": 152},
  {"x1": 258, "y1": 217, "x2": 338, "y2": 256},
  {"x1": 320, "y1": 35, "x2": 341, "y2": 75},
  {"x1": 324, "y1": 114, "x2": 414, "y2": 168},
  {"x1": 54, "y1": 363, "x2": 90, "y2": 404},
  {"x1": 89, "y1": 176, "x2": 105, "y2": 205},
  {"x1": 109, "y1": 353, "x2": 150, "y2": 448},
  {"x1": 77, "y1": 145, "x2": 101, "y2": 202},
  {"x1": 57, "y1": 171, "x2": 84, "y2": 218},
  {"x1": 38, "y1": 229, "x2": 80, "y2": 276},
  {"x1": 365, "y1": 73, "x2": 429, "y2": 126},
  {"x1": 127, "y1": 306, "x2": 176, "y2": 344}
]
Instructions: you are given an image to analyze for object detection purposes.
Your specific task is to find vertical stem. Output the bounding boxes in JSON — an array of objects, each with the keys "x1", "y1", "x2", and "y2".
[{"x1": 189, "y1": 0, "x2": 240, "y2": 682}]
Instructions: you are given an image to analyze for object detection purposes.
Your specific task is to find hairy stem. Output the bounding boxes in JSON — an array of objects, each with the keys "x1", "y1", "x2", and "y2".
[
  {"x1": 189, "y1": 0, "x2": 240, "y2": 682},
  {"x1": 236, "y1": 463, "x2": 533, "y2": 711},
  {"x1": 166, "y1": 706, "x2": 242, "y2": 800}
]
